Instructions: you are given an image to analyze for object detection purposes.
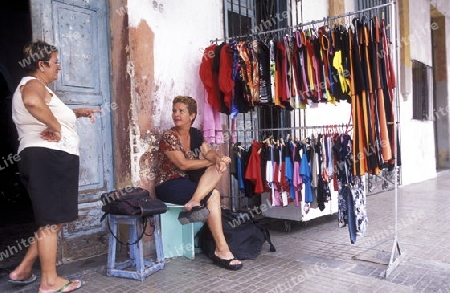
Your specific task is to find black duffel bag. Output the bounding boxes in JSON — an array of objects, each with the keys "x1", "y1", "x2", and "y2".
[
  {"x1": 197, "y1": 208, "x2": 276, "y2": 260},
  {"x1": 100, "y1": 187, "x2": 167, "y2": 221}
]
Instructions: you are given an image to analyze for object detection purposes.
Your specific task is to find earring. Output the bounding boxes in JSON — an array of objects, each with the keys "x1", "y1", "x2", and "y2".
[{"x1": 40, "y1": 68, "x2": 45, "y2": 72}]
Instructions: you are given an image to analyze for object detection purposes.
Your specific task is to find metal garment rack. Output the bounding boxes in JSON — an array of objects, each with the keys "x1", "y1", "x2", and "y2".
[
  {"x1": 210, "y1": 1, "x2": 402, "y2": 278},
  {"x1": 218, "y1": 123, "x2": 347, "y2": 216},
  {"x1": 383, "y1": 0, "x2": 405, "y2": 279},
  {"x1": 211, "y1": 2, "x2": 393, "y2": 43}
]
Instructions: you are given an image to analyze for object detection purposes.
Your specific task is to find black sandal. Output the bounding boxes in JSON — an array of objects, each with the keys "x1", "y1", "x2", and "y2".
[
  {"x1": 178, "y1": 206, "x2": 210, "y2": 225},
  {"x1": 211, "y1": 253, "x2": 243, "y2": 271}
]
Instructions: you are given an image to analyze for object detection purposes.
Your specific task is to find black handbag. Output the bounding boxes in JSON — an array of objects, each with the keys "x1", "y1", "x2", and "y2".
[
  {"x1": 137, "y1": 197, "x2": 169, "y2": 216},
  {"x1": 100, "y1": 187, "x2": 167, "y2": 220},
  {"x1": 99, "y1": 187, "x2": 168, "y2": 245}
]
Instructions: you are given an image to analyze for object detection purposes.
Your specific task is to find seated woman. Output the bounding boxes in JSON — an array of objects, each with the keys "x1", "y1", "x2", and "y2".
[{"x1": 155, "y1": 96, "x2": 242, "y2": 271}]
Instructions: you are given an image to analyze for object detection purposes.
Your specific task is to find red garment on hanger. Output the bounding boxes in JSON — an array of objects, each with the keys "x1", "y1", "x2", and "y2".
[
  {"x1": 199, "y1": 44, "x2": 221, "y2": 111},
  {"x1": 218, "y1": 43, "x2": 234, "y2": 112},
  {"x1": 245, "y1": 141, "x2": 265, "y2": 194}
]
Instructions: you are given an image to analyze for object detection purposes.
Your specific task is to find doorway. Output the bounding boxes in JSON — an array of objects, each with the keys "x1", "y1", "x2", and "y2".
[
  {"x1": 431, "y1": 7, "x2": 449, "y2": 170},
  {"x1": 0, "y1": 0, "x2": 35, "y2": 269}
]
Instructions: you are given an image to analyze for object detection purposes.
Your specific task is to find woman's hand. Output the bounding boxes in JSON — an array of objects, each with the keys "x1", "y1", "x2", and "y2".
[
  {"x1": 74, "y1": 108, "x2": 102, "y2": 122},
  {"x1": 215, "y1": 155, "x2": 231, "y2": 173},
  {"x1": 40, "y1": 127, "x2": 61, "y2": 142}
]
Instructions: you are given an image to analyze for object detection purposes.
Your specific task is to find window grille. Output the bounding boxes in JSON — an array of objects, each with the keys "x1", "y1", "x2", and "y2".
[
  {"x1": 412, "y1": 60, "x2": 433, "y2": 121},
  {"x1": 356, "y1": 0, "x2": 390, "y2": 27},
  {"x1": 224, "y1": 0, "x2": 254, "y2": 39},
  {"x1": 223, "y1": 0, "x2": 295, "y2": 144}
]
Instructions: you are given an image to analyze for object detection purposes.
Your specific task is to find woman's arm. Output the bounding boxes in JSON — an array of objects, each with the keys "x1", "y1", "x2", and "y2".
[
  {"x1": 73, "y1": 108, "x2": 102, "y2": 122},
  {"x1": 21, "y1": 80, "x2": 61, "y2": 141},
  {"x1": 164, "y1": 149, "x2": 213, "y2": 171},
  {"x1": 201, "y1": 142, "x2": 230, "y2": 173},
  {"x1": 202, "y1": 142, "x2": 231, "y2": 164}
]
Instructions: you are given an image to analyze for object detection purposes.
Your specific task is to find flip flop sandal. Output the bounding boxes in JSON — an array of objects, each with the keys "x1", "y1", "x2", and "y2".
[
  {"x1": 211, "y1": 254, "x2": 243, "y2": 271},
  {"x1": 178, "y1": 206, "x2": 210, "y2": 225},
  {"x1": 38, "y1": 279, "x2": 82, "y2": 293},
  {"x1": 8, "y1": 273, "x2": 37, "y2": 285}
]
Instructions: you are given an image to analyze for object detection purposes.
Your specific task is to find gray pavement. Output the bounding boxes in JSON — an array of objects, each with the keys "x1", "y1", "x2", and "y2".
[{"x1": 2, "y1": 170, "x2": 450, "y2": 292}]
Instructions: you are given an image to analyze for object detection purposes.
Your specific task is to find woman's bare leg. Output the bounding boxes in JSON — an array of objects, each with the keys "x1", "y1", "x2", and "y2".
[
  {"x1": 184, "y1": 165, "x2": 223, "y2": 210},
  {"x1": 8, "y1": 232, "x2": 39, "y2": 281},
  {"x1": 9, "y1": 223, "x2": 81, "y2": 291},
  {"x1": 36, "y1": 224, "x2": 81, "y2": 292},
  {"x1": 205, "y1": 190, "x2": 241, "y2": 265}
]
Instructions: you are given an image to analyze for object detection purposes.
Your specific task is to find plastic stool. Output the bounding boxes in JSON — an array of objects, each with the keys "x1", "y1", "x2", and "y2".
[
  {"x1": 106, "y1": 214, "x2": 165, "y2": 281},
  {"x1": 160, "y1": 203, "x2": 203, "y2": 259}
]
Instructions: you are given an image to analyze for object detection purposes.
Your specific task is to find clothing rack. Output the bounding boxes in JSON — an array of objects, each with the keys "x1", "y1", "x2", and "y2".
[
  {"x1": 219, "y1": 123, "x2": 352, "y2": 149},
  {"x1": 383, "y1": 0, "x2": 404, "y2": 279},
  {"x1": 208, "y1": 0, "x2": 402, "y2": 278},
  {"x1": 210, "y1": 2, "x2": 393, "y2": 44},
  {"x1": 226, "y1": 124, "x2": 350, "y2": 132}
]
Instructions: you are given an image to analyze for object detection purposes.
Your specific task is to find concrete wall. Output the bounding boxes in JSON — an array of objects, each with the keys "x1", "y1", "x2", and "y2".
[
  {"x1": 300, "y1": 0, "x2": 328, "y2": 22},
  {"x1": 399, "y1": 0, "x2": 438, "y2": 184},
  {"x1": 120, "y1": 0, "x2": 224, "y2": 193},
  {"x1": 432, "y1": 12, "x2": 450, "y2": 168},
  {"x1": 111, "y1": 0, "x2": 450, "y2": 193},
  {"x1": 110, "y1": 0, "x2": 133, "y2": 190}
]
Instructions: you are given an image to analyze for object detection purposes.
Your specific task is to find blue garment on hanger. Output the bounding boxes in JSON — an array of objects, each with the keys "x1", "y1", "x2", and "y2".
[
  {"x1": 285, "y1": 141, "x2": 294, "y2": 200},
  {"x1": 342, "y1": 185, "x2": 357, "y2": 244},
  {"x1": 300, "y1": 145, "x2": 313, "y2": 203},
  {"x1": 237, "y1": 156, "x2": 245, "y2": 192}
]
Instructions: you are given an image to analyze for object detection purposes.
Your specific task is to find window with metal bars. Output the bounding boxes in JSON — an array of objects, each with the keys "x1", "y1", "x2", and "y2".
[
  {"x1": 356, "y1": 0, "x2": 390, "y2": 25},
  {"x1": 224, "y1": 0, "x2": 291, "y2": 39},
  {"x1": 223, "y1": 0, "x2": 294, "y2": 143},
  {"x1": 412, "y1": 60, "x2": 433, "y2": 121}
]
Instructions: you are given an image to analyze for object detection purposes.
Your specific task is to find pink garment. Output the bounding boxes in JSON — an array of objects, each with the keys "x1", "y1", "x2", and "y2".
[
  {"x1": 230, "y1": 119, "x2": 237, "y2": 143},
  {"x1": 272, "y1": 161, "x2": 282, "y2": 206},
  {"x1": 293, "y1": 161, "x2": 303, "y2": 206},
  {"x1": 203, "y1": 101, "x2": 224, "y2": 144}
]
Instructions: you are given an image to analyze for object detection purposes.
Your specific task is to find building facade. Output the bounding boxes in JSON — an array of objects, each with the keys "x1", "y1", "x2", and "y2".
[{"x1": 0, "y1": 0, "x2": 448, "y2": 263}]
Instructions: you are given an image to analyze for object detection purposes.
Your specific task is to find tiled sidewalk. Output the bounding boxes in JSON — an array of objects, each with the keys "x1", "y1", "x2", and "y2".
[{"x1": 2, "y1": 171, "x2": 450, "y2": 293}]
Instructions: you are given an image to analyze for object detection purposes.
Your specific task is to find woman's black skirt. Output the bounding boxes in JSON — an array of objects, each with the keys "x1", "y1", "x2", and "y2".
[{"x1": 18, "y1": 147, "x2": 80, "y2": 227}]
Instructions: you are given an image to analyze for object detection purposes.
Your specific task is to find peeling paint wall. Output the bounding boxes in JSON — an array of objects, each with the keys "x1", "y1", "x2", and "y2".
[
  {"x1": 125, "y1": 0, "x2": 224, "y2": 193},
  {"x1": 113, "y1": 0, "x2": 450, "y2": 193},
  {"x1": 128, "y1": 21, "x2": 156, "y2": 190},
  {"x1": 110, "y1": 0, "x2": 132, "y2": 188}
]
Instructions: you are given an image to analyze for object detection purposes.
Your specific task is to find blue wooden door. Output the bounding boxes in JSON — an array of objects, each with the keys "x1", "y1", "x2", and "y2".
[{"x1": 30, "y1": 0, "x2": 114, "y2": 252}]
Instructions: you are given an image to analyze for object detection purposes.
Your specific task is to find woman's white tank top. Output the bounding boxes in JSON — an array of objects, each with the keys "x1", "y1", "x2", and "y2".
[{"x1": 12, "y1": 76, "x2": 80, "y2": 156}]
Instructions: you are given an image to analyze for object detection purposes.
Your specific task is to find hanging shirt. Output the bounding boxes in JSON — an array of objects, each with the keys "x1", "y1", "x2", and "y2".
[
  {"x1": 218, "y1": 43, "x2": 234, "y2": 113},
  {"x1": 203, "y1": 101, "x2": 224, "y2": 144},
  {"x1": 199, "y1": 44, "x2": 221, "y2": 111},
  {"x1": 245, "y1": 141, "x2": 265, "y2": 194},
  {"x1": 300, "y1": 144, "x2": 313, "y2": 203}
]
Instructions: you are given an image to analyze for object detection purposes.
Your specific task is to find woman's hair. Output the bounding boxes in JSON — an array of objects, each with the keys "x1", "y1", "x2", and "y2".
[
  {"x1": 22, "y1": 40, "x2": 58, "y2": 73},
  {"x1": 173, "y1": 96, "x2": 197, "y2": 123}
]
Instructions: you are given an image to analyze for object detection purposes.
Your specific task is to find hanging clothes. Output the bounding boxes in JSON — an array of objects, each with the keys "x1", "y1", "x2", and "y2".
[
  {"x1": 199, "y1": 13, "x2": 398, "y2": 186},
  {"x1": 292, "y1": 141, "x2": 303, "y2": 207},
  {"x1": 300, "y1": 143, "x2": 313, "y2": 203},
  {"x1": 245, "y1": 141, "x2": 265, "y2": 194}
]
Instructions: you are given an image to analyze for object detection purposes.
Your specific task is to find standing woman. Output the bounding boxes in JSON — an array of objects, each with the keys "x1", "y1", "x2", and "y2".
[
  {"x1": 155, "y1": 96, "x2": 242, "y2": 270},
  {"x1": 8, "y1": 41, "x2": 100, "y2": 293}
]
